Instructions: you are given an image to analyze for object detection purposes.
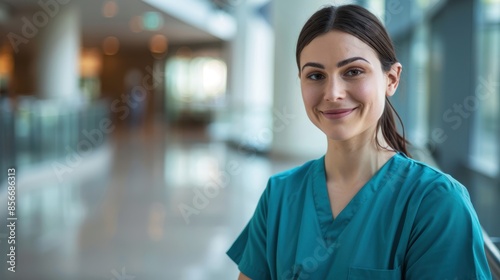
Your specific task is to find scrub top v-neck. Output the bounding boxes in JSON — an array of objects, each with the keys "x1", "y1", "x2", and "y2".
[{"x1": 226, "y1": 153, "x2": 491, "y2": 280}]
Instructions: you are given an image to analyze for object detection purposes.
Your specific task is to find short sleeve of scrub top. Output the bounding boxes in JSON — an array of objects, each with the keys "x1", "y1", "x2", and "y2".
[{"x1": 226, "y1": 153, "x2": 492, "y2": 280}]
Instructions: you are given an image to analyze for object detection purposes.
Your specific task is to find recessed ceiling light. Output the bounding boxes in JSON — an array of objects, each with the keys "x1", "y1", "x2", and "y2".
[
  {"x1": 150, "y1": 34, "x2": 168, "y2": 54},
  {"x1": 103, "y1": 36, "x2": 120, "y2": 55},
  {"x1": 102, "y1": 0, "x2": 118, "y2": 18}
]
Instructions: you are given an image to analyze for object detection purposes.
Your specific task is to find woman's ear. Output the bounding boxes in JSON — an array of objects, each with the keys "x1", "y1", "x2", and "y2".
[{"x1": 386, "y1": 62, "x2": 402, "y2": 97}]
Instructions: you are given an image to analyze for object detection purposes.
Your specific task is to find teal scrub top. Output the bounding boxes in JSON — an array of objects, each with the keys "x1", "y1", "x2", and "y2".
[{"x1": 227, "y1": 153, "x2": 492, "y2": 279}]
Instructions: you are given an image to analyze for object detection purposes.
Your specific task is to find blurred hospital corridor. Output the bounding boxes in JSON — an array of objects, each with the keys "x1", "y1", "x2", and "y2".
[
  {"x1": 1, "y1": 0, "x2": 500, "y2": 279},
  {"x1": 0, "y1": 120, "x2": 307, "y2": 279}
]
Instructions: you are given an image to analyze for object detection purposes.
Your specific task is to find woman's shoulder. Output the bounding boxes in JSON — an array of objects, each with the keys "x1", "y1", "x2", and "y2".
[
  {"x1": 394, "y1": 153, "x2": 471, "y2": 201},
  {"x1": 259, "y1": 157, "x2": 324, "y2": 207}
]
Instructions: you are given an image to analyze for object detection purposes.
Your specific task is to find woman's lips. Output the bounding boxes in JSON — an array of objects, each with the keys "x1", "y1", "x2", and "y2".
[{"x1": 321, "y1": 108, "x2": 357, "y2": 119}]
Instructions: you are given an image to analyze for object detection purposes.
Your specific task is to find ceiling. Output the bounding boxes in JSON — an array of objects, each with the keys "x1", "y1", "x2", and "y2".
[{"x1": 0, "y1": 0, "x2": 223, "y2": 53}]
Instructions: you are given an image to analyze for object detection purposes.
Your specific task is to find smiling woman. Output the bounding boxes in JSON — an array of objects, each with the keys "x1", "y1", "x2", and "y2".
[
  {"x1": 299, "y1": 30, "x2": 400, "y2": 145},
  {"x1": 226, "y1": 4, "x2": 492, "y2": 280}
]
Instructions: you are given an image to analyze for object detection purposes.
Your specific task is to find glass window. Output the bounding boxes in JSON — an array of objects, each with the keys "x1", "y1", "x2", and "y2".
[
  {"x1": 472, "y1": 0, "x2": 500, "y2": 176},
  {"x1": 408, "y1": 23, "x2": 431, "y2": 148},
  {"x1": 165, "y1": 55, "x2": 227, "y2": 122}
]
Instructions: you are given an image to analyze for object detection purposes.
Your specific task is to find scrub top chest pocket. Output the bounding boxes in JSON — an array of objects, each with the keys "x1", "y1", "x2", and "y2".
[{"x1": 348, "y1": 266, "x2": 402, "y2": 280}]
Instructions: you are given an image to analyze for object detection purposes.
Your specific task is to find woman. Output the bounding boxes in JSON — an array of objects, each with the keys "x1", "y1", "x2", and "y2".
[{"x1": 227, "y1": 4, "x2": 491, "y2": 279}]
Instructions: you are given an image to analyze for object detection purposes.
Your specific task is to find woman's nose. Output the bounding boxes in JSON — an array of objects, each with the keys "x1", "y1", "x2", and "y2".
[{"x1": 323, "y1": 79, "x2": 345, "y2": 101}]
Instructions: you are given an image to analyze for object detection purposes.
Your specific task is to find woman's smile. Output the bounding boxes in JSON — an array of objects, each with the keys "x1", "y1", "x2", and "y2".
[{"x1": 320, "y1": 107, "x2": 358, "y2": 120}]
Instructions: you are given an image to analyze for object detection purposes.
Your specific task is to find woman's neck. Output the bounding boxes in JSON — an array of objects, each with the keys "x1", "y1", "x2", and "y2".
[{"x1": 324, "y1": 129, "x2": 396, "y2": 189}]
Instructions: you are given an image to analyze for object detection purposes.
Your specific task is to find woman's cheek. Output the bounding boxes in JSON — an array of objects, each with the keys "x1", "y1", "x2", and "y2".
[
  {"x1": 302, "y1": 89, "x2": 319, "y2": 107},
  {"x1": 350, "y1": 83, "x2": 373, "y2": 101}
]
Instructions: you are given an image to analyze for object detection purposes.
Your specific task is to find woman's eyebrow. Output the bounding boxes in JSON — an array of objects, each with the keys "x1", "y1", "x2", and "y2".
[
  {"x1": 301, "y1": 62, "x2": 324, "y2": 72},
  {"x1": 336, "y1": 56, "x2": 369, "y2": 68},
  {"x1": 301, "y1": 57, "x2": 370, "y2": 72}
]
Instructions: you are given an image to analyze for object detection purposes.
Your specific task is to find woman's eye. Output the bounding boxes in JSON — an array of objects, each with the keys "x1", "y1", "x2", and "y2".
[
  {"x1": 345, "y1": 69, "x2": 363, "y2": 77},
  {"x1": 307, "y1": 73, "x2": 325, "y2": 80}
]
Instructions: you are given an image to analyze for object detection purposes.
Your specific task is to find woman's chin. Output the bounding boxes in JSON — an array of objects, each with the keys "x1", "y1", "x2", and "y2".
[
  {"x1": 324, "y1": 132, "x2": 354, "y2": 142},
  {"x1": 313, "y1": 126, "x2": 347, "y2": 141}
]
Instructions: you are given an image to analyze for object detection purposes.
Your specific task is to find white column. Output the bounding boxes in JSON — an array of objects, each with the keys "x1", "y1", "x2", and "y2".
[
  {"x1": 226, "y1": 0, "x2": 274, "y2": 152},
  {"x1": 271, "y1": 0, "x2": 327, "y2": 159},
  {"x1": 36, "y1": 3, "x2": 80, "y2": 100}
]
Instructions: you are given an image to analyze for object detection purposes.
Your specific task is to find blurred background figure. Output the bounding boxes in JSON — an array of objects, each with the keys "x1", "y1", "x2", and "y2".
[{"x1": 0, "y1": 0, "x2": 499, "y2": 279}]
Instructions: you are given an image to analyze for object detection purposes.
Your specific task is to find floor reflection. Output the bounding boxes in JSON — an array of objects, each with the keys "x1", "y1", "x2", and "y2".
[{"x1": 0, "y1": 123, "x2": 302, "y2": 280}]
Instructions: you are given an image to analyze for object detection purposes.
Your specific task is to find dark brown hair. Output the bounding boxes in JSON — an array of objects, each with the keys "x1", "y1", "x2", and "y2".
[{"x1": 296, "y1": 4, "x2": 411, "y2": 157}]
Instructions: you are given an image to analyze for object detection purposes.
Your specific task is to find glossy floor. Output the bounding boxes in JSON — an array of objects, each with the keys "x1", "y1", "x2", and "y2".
[{"x1": 0, "y1": 123, "x2": 306, "y2": 280}]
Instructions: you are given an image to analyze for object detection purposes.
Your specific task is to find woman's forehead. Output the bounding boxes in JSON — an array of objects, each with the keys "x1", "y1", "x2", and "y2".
[{"x1": 300, "y1": 31, "x2": 379, "y2": 64}]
